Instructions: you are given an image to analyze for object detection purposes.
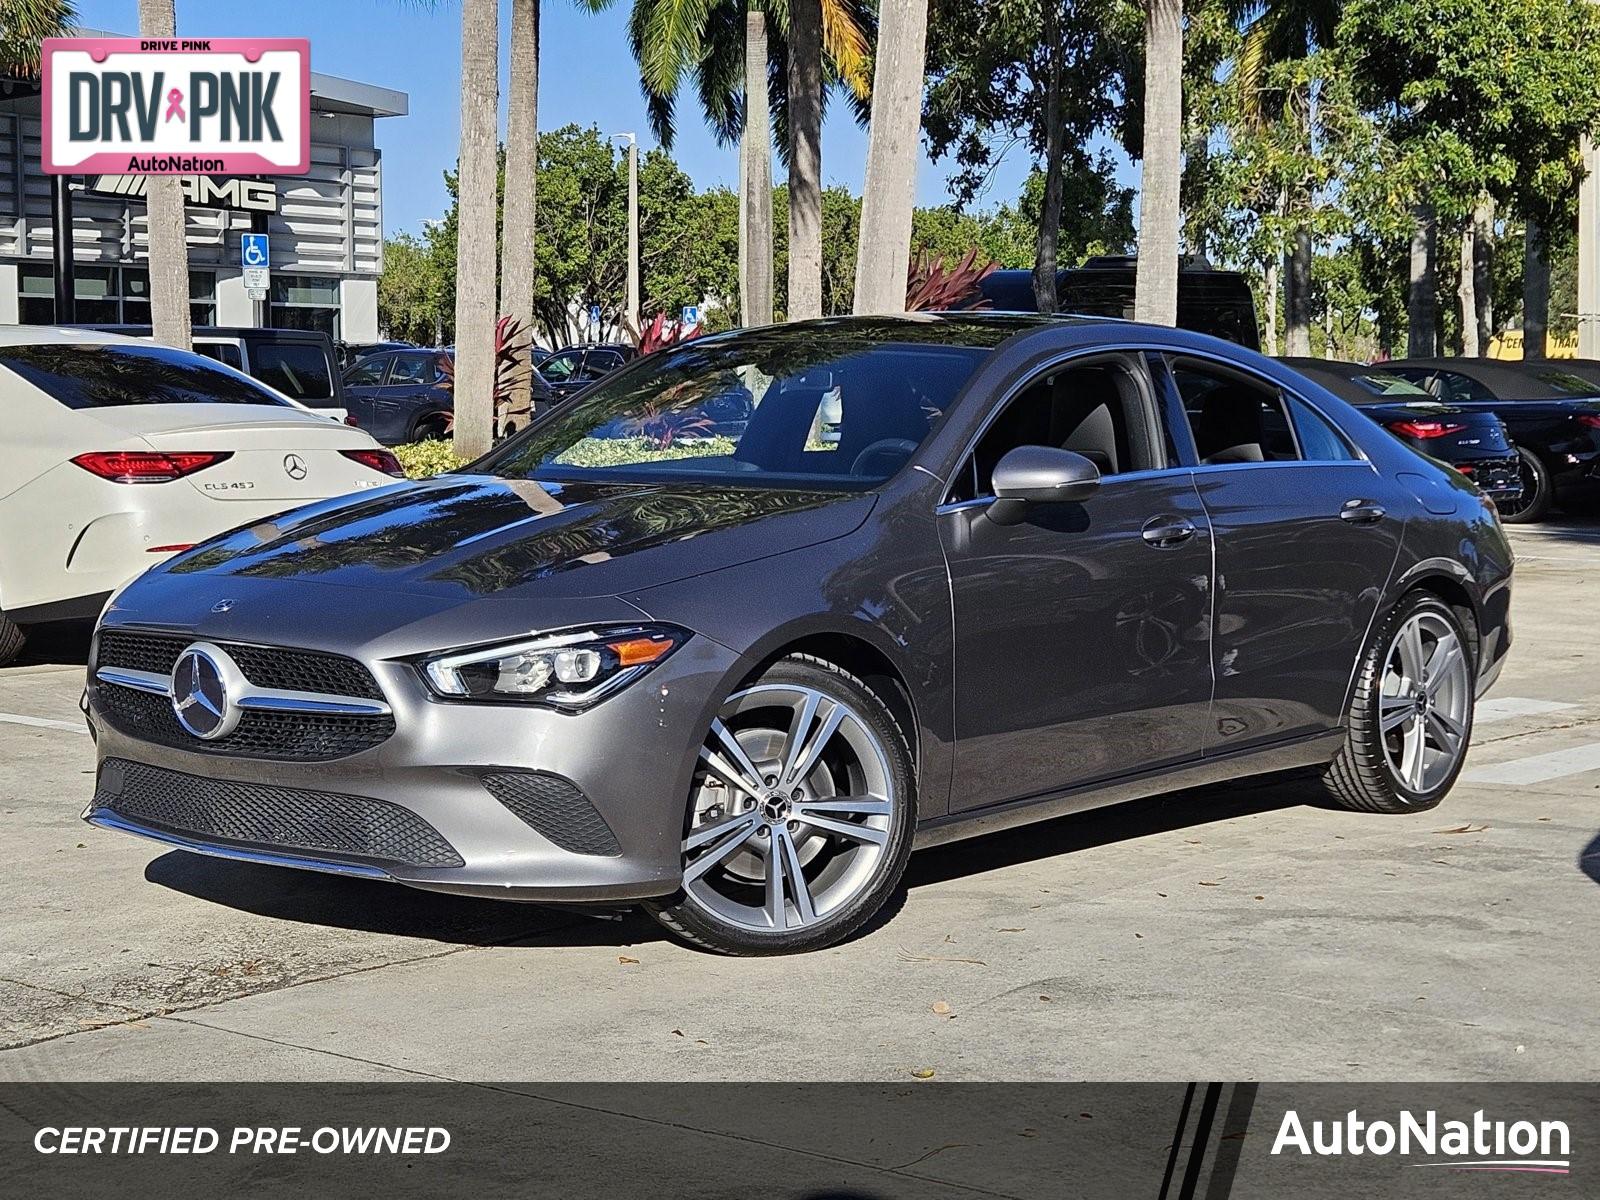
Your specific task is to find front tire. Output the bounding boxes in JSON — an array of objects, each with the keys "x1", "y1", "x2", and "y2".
[
  {"x1": 1496, "y1": 447, "x2": 1553, "y2": 524},
  {"x1": 647, "y1": 655, "x2": 916, "y2": 955},
  {"x1": 1320, "y1": 592, "x2": 1474, "y2": 814}
]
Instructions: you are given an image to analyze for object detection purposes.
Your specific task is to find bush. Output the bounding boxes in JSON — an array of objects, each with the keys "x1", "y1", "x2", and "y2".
[
  {"x1": 555, "y1": 436, "x2": 737, "y2": 468},
  {"x1": 394, "y1": 440, "x2": 468, "y2": 479}
]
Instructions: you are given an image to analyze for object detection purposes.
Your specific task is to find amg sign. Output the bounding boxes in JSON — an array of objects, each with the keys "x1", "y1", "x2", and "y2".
[
  {"x1": 84, "y1": 174, "x2": 279, "y2": 214},
  {"x1": 41, "y1": 37, "x2": 309, "y2": 175}
]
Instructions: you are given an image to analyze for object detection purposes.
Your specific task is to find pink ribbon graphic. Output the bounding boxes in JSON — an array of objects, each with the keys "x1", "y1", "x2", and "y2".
[{"x1": 164, "y1": 88, "x2": 185, "y2": 123}]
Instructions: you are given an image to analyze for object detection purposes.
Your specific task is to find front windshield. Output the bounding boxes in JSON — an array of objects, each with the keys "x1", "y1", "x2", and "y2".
[{"x1": 484, "y1": 327, "x2": 994, "y2": 490}]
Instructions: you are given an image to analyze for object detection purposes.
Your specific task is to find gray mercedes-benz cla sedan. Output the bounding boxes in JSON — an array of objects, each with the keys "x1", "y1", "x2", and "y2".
[{"x1": 84, "y1": 315, "x2": 1513, "y2": 954}]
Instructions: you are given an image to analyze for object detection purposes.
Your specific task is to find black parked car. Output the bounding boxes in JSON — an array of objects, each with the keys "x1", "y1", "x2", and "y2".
[
  {"x1": 1385, "y1": 358, "x2": 1600, "y2": 522},
  {"x1": 980, "y1": 255, "x2": 1261, "y2": 350},
  {"x1": 1281, "y1": 359, "x2": 1521, "y2": 503},
  {"x1": 84, "y1": 315, "x2": 1511, "y2": 954},
  {"x1": 343, "y1": 347, "x2": 555, "y2": 444},
  {"x1": 538, "y1": 343, "x2": 637, "y2": 401}
]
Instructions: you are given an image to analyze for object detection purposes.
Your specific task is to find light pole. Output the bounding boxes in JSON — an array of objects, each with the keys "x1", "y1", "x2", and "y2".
[
  {"x1": 610, "y1": 132, "x2": 640, "y2": 341},
  {"x1": 1581, "y1": 0, "x2": 1600, "y2": 358}
]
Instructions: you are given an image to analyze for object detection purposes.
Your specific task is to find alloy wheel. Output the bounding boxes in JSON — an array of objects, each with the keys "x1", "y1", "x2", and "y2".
[
  {"x1": 1378, "y1": 610, "x2": 1472, "y2": 794},
  {"x1": 681, "y1": 683, "x2": 896, "y2": 935}
]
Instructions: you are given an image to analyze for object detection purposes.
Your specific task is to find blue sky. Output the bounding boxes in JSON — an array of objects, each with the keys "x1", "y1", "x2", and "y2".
[{"x1": 74, "y1": 0, "x2": 1061, "y2": 237}]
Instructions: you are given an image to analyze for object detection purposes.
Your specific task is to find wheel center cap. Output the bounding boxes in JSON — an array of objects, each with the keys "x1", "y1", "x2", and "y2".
[{"x1": 761, "y1": 794, "x2": 791, "y2": 824}]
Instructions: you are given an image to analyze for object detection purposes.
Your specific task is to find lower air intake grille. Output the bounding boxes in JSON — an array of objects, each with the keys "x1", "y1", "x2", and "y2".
[
  {"x1": 94, "y1": 758, "x2": 464, "y2": 869},
  {"x1": 481, "y1": 772, "x2": 621, "y2": 857}
]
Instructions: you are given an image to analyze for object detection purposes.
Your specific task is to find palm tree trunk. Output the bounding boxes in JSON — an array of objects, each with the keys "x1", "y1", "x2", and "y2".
[
  {"x1": 499, "y1": 0, "x2": 540, "y2": 418},
  {"x1": 138, "y1": 0, "x2": 191, "y2": 350},
  {"x1": 1133, "y1": 0, "x2": 1182, "y2": 326},
  {"x1": 852, "y1": 0, "x2": 930, "y2": 314},
  {"x1": 1284, "y1": 222, "x2": 1312, "y2": 355},
  {"x1": 1407, "y1": 204, "x2": 1437, "y2": 358},
  {"x1": 741, "y1": 7, "x2": 774, "y2": 326},
  {"x1": 453, "y1": 0, "x2": 500, "y2": 458},
  {"x1": 1524, "y1": 218, "x2": 1550, "y2": 362},
  {"x1": 786, "y1": 0, "x2": 824, "y2": 321},
  {"x1": 1458, "y1": 219, "x2": 1478, "y2": 358},
  {"x1": 1032, "y1": 0, "x2": 1066, "y2": 314}
]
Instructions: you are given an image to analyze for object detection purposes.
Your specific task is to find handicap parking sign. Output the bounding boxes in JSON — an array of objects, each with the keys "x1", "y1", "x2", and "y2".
[
  {"x1": 241, "y1": 233, "x2": 270, "y2": 267},
  {"x1": 681, "y1": 305, "x2": 700, "y2": 325}
]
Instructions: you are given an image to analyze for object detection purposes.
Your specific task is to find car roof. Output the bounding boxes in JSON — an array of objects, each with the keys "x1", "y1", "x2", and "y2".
[
  {"x1": 0, "y1": 325, "x2": 144, "y2": 347},
  {"x1": 1384, "y1": 357, "x2": 1581, "y2": 399},
  {"x1": 72, "y1": 323, "x2": 334, "y2": 343},
  {"x1": 1278, "y1": 358, "x2": 1431, "y2": 403}
]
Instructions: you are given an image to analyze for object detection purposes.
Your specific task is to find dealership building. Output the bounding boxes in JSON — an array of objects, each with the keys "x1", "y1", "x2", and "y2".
[{"x1": 0, "y1": 54, "x2": 406, "y2": 343}]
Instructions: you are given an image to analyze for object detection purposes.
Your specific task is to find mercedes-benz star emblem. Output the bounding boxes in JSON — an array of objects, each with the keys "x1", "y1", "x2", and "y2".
[
  {"x1": 283, "y1": 453, "x2": 308, "y2": 481},
  {"x1": 170, "y1": 645, "x2": 241, "y2": 741},
  {"x1": 210, "y1": 599, "x2": 235, "y2": 614}
]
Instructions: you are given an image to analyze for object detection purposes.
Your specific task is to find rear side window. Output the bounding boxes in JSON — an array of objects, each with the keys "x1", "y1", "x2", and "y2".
[
  {"x1": 0, "y1": 342, "x2": 290, "y2": 408},
  {"x1": 253, "y1": 342, "x2": 334, "y2": 400},
  {"x1": 1173, "y1": 364, "x2": 1356, "y2": 463}
]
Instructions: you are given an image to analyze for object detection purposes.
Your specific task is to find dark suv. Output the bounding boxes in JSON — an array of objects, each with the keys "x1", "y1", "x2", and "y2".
[
  {"x1": 343, "y1": 347, "x2": 556, "y2": 444},
  {"x1": 979, "y1": 256, "x2": 1262, "y2": 350},
  {"x1": 77, "y1": 325, "x2": 347, "y2": 419},
  {"x1": 538, "y1": 343, "x2": 636, "y2": 401}
]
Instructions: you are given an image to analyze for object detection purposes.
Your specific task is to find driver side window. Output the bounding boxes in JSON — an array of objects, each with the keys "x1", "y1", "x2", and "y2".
[{"x1": 948, "y1": 357, "x2": 1168, "y2": 503}]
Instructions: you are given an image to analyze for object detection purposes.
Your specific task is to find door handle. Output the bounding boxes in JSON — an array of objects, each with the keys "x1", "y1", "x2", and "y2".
[
  {"x1": 1339, "y1": 499, "x2": 1386, "y2": 524},
  {"x1": 1142, "y1": 516, "x2": 1197, "y2": 548}
]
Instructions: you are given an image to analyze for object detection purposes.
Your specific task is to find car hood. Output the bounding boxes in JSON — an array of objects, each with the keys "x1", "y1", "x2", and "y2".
[{"x1": 142, "y1": 474, "x2": 874, "y2": 608}]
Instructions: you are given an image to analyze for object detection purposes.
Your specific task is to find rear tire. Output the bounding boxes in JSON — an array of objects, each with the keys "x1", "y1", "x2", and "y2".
[
  {"x1": 647, "y1": 654, "x2": 916, "y2": 955},
  {"x1": 0, "y1": 612, "x2": 23, "y2": 668},
  {"x1": 1496, "y1": 447, "x2": 1553, "y2": 524},
  {"x1": 1320, "y1": 592, "x2": 1474, "y2": 814}
]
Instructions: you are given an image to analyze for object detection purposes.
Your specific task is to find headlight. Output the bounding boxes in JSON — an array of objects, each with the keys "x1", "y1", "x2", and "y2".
[{"x1": 420, "y1": 625, "x2": 687, "y2": 709}]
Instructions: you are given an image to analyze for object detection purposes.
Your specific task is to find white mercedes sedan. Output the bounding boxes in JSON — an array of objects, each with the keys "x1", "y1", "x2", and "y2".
[{"x1": 0, "y1": 327, "x2": 408, "y2": 665}]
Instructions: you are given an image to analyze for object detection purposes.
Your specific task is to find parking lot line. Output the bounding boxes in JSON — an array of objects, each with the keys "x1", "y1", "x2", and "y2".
[
  {"x1": 0, "y1": 711, "x2": 85, "y2": 734},
  {"x1": 1461, "y1": 741, "x2": 1600, "y2": 786},
  {"x1": 1475, "y1": 697, "x2": 1579, "y2": 724}
]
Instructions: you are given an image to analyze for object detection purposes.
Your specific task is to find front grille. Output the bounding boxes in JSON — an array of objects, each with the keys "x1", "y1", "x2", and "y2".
[
  {"x1": 97, "y1": 629, "x2": 384, "y2": 699},
  {"x1": 93, "y1": 627, "x2": 393, "y2": 761},
  {"x1": 95, "y1": 758, "x2": 463, "y2": 869},
  {"x1": 481, "y1": 772, "x2": 622, "y2": 857}
]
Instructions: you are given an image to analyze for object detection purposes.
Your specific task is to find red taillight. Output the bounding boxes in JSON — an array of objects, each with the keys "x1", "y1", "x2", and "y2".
[
  {"x1": 71, "y1": 451, "x2": 232, "y2": 483},
  {"x1": 344, "y1": 414, "x2": 360, "y2": 427},
  {"x1": 1456, "y1": 464, "x2": 1475, "y2": 474},
  {"x1": 340, "y1": 448, "x2": 406, "y2": 478},
  {"x1": 1387, "y1": 419, "x2": 1466, "y2": 439},
  {"x1": 1577, "y1": 413, "x2": 1600, "y2": 429}
]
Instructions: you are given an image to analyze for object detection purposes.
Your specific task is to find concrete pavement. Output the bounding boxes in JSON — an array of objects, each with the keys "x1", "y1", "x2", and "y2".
[{"x1": 1, "y1": 521, "x2": 1596, "y2": 1081}]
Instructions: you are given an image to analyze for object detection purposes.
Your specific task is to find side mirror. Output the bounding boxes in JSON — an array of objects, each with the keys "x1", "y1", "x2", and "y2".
[{"x1": 988, "y1": 446, "x2": 1101, "y2": 524}]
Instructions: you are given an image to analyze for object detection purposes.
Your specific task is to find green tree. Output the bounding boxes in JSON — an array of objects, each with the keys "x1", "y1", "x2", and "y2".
[
  {"x1": 378, "y1": 234, "x2": 449, "y2": 345},
  {"x1": 1341, "y1": 0, "x2": 1600, "y2": 358},
  {"x1": 923, "y1": 0, "x2": 1125, "y2": 311}
]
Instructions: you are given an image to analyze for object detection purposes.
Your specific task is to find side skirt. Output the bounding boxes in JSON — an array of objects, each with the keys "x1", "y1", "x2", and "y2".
[{"x1": 914, "y1": 730, "x2": 1345, "y2": 850}]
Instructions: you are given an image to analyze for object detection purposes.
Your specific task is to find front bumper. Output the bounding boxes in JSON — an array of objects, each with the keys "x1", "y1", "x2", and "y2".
[{"x1": 83, "y1": 629, "x2": 742, "y2": 902}]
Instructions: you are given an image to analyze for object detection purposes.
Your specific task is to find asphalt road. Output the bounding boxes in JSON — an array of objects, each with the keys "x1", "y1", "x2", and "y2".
[{"x1": 1, "y1": 521, "x2": 1596, "y2": 1082}]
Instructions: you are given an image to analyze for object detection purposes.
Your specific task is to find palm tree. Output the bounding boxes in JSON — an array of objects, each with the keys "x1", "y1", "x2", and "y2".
[
  {"x1": 453, "y1": 0, "x2": 499, "y2": 458},
  {"x1": 499, "y1": 0, "x2": 540, "y2": 417},
  {"x1": 588, "y1": 0, "x2": 869, "y2": 326},
  {"x1": 786, "y1": 0, "x2": 824, "y2": 319},
  {"x1": 1230, "y1": 0, "x2": 1339, "y2": 354},
  {"x1": 0, "y1": 0, "x2": 75, "y2": 77},
  {"x1": 852, "y1": 0, "x2": 929, "y2": 314},
  {"x1": 1133, "y1": 0, "x2": 1182, "y2": 326},
  {"x1": 138, "y1": 0, "x2": 191, "y2": 350}
]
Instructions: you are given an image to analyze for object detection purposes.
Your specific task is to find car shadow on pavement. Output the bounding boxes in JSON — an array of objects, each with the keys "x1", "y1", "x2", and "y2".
[
  {"x1": 143, "y1": 852, "x2": 669, "y2": 948},
  {"x1": 13, "y1": 619, "x2": 93, "y2": 667},
  {"x1": 901, "y1": 771, "x2": 1311, "y2": 893},
  {"x1": 1581, "y1": 831, "x2": 1600, "y2": 888}
]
